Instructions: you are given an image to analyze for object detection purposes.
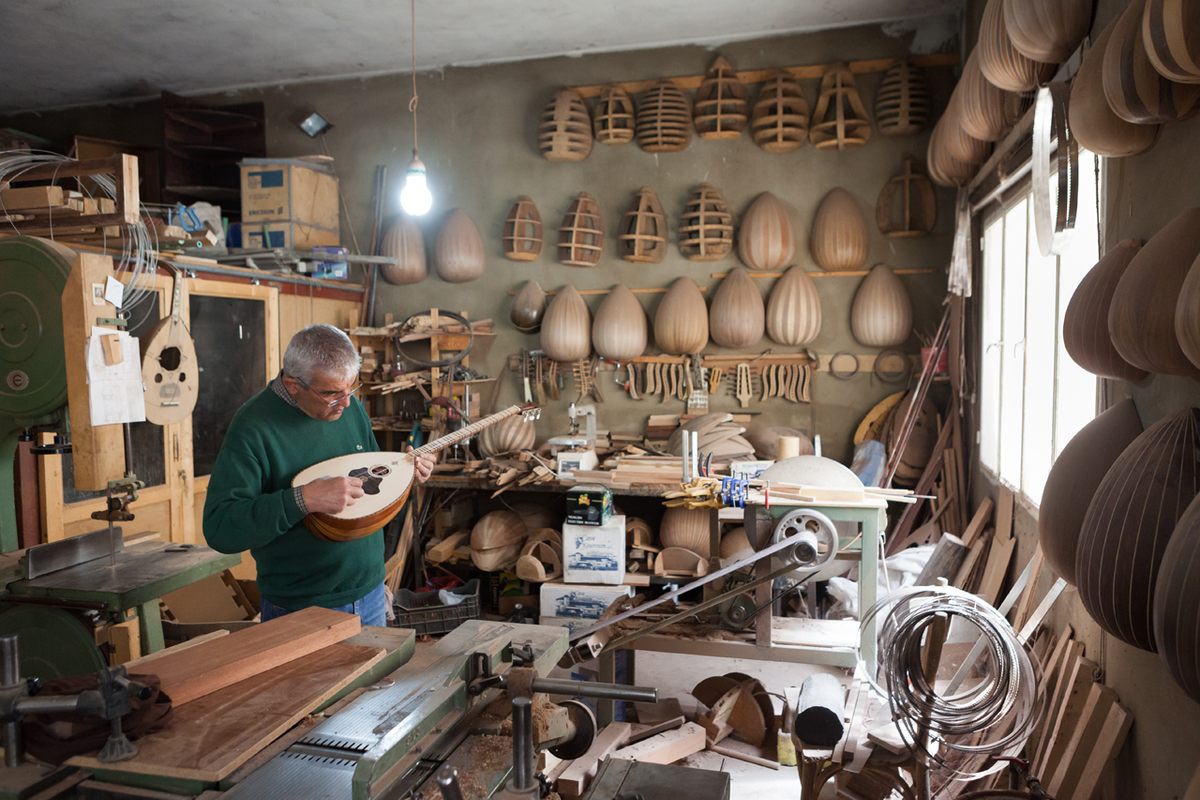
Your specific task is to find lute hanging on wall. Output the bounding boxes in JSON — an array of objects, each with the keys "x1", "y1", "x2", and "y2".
[
  {"x1": 292, "y1": 403, "x2": 541, "y2": 542},
  {"x1": 140, "y1": 271, "x2": 199, "y2": 425}
]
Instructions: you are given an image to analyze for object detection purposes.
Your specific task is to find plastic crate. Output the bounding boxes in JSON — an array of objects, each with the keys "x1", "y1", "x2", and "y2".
[{"x1": 393, "y1": 579, "x2": 481, "y2": 635}]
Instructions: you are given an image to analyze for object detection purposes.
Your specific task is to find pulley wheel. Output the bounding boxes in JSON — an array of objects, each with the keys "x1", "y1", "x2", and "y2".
[
  {"x1": 549, "y1": 699, "x2": 596, "y2": 760},
  {"x1": 0, "y1": 603, "x2": 106, "y2": 679},
  {"x1": 720, "y1": 594, "x2": 758, "y2": 631}
]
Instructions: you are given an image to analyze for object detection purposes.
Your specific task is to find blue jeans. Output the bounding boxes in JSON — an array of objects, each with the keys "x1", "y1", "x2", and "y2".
[{"x1": 260, "y1": 582, "x2": 388, "y2": 628}]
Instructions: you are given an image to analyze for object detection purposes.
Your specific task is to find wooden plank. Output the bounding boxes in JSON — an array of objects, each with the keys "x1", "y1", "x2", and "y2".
[
  {"x1": 976, "y1": 530, "x2": 1015, "y2": 606},
  {"x1": 125, "y1": 630, "x2": 230, "y2": 672},
  {"x1": 556, "y1": 722, "x2": 633, "y2": 797},
  {"x1": 36, "y1": 431, "x2": 64, "y2": 543},
  {"x1": 628, "y1": 716, "x2": 685, "y2": 745},
  {"x1": 1025, "y1": 630, "x2": 1074, "y2": 757},
  {"x1": 608, "y1": 722, "x2": 706, "y2": 765},
  {"x1": 0, "y1": 185, "x2": 66, "y2": 210},
  {"x1": 1030, "y1": 640, "x2": 1085, "y2": 769},
  {"x1": 1045, "y1": 683, "x2": 1120, "y2": 799},
  {"x1": 1070, "y1": 700, "x2": 1131, "y2": 800},
  {"x1": 69, "y1": 642, "x2": 384, "y2": 782},
  {"x1": 952, "y1": 531, "x2": 990, "y2": 590},
  {"x1": 1010, "y1": 549, "x2": 1045, "y2": 629},
  {"x1": 132, "y1": 606, "x2": 360, "y2": 706},
  {"x1": 994, "y1": 486, "x2": 1014, "y2": 541},
  {"x1": 1037, "y1": 656, "x2": 1098, "y2": 776},
  {"x1": 960, "y1": 497, "x2": 994, "y2": 548}
]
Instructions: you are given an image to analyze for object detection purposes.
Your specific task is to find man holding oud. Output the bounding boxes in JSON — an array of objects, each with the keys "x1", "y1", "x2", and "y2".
[{"x1": 203, "y1": 324, "x2": 434, "y2": 626}]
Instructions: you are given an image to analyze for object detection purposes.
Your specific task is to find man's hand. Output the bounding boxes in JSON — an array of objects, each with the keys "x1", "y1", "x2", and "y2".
[
  {"x1": 301, "y1": 476, "x2": 364, "y2": 514},
  {"x1": 412, "y1": 452, "x2": 435, "y2": 484}
]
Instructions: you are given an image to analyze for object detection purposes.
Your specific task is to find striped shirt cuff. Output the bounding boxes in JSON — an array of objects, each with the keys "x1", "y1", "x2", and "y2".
[{"x1": 293, "y1": 486, "x2": 309, "y2": 514}]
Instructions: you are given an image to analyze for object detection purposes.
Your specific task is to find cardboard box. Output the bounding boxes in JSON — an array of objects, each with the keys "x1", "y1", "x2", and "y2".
[
  {"x1": 540, "y1": 582, "x2": 633, "y2": 621},
  {"x1": 563, "y1": 515, "x2": 626, "y2": 584},
  {"x1": 565, "y1": 484, "x2": 613, "y2": 526},
  {"x1": 241, "y1": 220, "x2": 340, "y2": 250},
  {"x1": 240, "y1": 158, "x2": 339, "y2": 230}
]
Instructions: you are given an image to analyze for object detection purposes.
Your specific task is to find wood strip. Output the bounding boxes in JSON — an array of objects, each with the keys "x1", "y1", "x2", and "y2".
[
  {"x1": 1030, "y1": 639, "x2": 1085, "y2": 769},
  {"x1": 1069, "y1": 700, "x2": 1131, "y2": 800},
  {"x1": 995, "y1": 486, "x2": 1014, "y2": 540},
  {"x1": 0, "y1": 185, "x2": 66, "y2": 210},
  {"x1": 557, "y1": 722, "x2": 632, "y2": 797},
  {"x1": 125, "y1": 630, "x2": 231, "y2": 672},
  {"x1": 1045, "y1": 683, "x2": 1120, "y2": 799},
  {"x1": 953, "y1": 530, "x2": 990, "y2": 590},
  {"x1": 608, "y1": 722, "x2": 706, "y2": 765},
  {"x1": 961, "y1": 497, "x2": 995, "y2": 548},
  {"x1": 1011, "y1": 549, "x2": 1045, "y2": 629},
  {"x1": 976, "y1": 530, "x2": 1015, "y2": 606},
  {"x1": 1037, "y1": 655, "x2": 1098, "y2": 776}
]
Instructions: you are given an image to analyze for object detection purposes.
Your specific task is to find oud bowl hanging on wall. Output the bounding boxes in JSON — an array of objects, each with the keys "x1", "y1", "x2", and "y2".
[
  {"x1": 1143, "y1": 0, "x2": 1200, "y2": 84},
  {"x1": 850, "y1": 265, "x2": 912, "y2": 347},
  {"x1": 637, "y1": 80, "x2": 693, "y2": 153},
  {"x1": 766, "y1": 265, "x2": 822, "y2": 347},
  {"x1": 738, "y1": 192, "x2": 795, "y2": 271},
  {"x1": 1154, "y1": 493, "x2": 1200, "y2": 702},
  {"x1": 502, "y1": 197, "x2": 543, "y2": 262},
  {"x1": 1063, "y1": 239, "x2": 1148, "y2": 381},
  {"x1": 540, "y1": 285, "x2": 592, "y2": 362},
  {"x1": 874, "y1": 60, "x2": 930, "y2": 136},
  {"x1": 594, "y1": 85, "x2": 636, "y2": 144},
  {"x1": 592, "y1": 285, "x2": 648, "y2": 361},
  {"x1": 694, "y1": 55, "x2": 749, "y2": 139},
  {"x1": 1068, "y1": 15, "x2": 1158, "y2": 158},
  {"x1": 379, "y1": 215, "x2": 427, "y2": 285},
  {"x1": 511, "y1": 280, "x2": 547, "y2": 332},
  {"x1": 977, "y1": 0, "x2": 1054, "y2": 91},
  {"x1": 1102, "y1": 0, "x2": 1200, "y2": 124},
  {"x1": 654, "y1": 277, "x2": 709, "y2": 355},
  {"x1": 1002, "y1": 0, "x2": 1093, "y2": 63},
  {"x1": 434, "y1": 208, "x2": 485, "y2": 283},
  {"x1": 811, "y1": 188, "x2": 868, "y2": 272},
  {"x1": 709, "y1": 267, "x2": 765, "y2": 348}
]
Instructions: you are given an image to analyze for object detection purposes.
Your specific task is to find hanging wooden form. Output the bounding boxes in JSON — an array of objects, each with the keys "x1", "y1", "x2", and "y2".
[
  {"x1": 694, "y1": 55, "x2": 749, "y2": 140},
  {"x1": 1143, "y1": 0, "x2": 1200, "y2": 84},
  {"x1": 809, "y1": 63, "x2": 872, "y2": 150},
  {"x1": 619, "y1": 186, "x2": 667, "y2": 263},
  {"x1": 592, "y1": 285, "x2": 648, "y2": 362},
  {"x1": 477, "y1": 414, "x2": 537, "y2": 457},
  {"x1": 810, "y1": 188, "x2": 868, "y2": 272},
  {"x1": 1103, "y1": 0, "x2": 1200, "y2": 124},
  {"x1": 875, "y1": 60, "x2": 930, "y2": 136},
  {"x1": 1063, "y1": 240, "x2": 1149, "y2": 381},
  {"x1": 1109, "y1": 207, "x2": 1200, "y2": 377},
  {"x1": 660, "y1": 507, "x2": 713, "y2": 558},
  {"x1": 1178, "y1": 252, "x2": 1200, "y2": 371},
  {"x1": 927, "y1": 113, "x2": 990, "y2": 186},
  {"x1": 636, "y1": 80, "x2": 693, "y2": 153},
  {"x1": 766, "y1": 265, "x2": 822, "y2": 347},
  {"x1": 709, "y1": 267, "x2": 765, "y2": 348},
  {"x1": 540, "y1": 285, "x2": 592, "y2": 362},
  {"x1": 1039, "y1": 399, "x2": 1143, "y2": 586},
  {"x1": 594, "y1": 85, "x2": 636, "y2": 144},
  {"x1": 954, "y1": 50, "x2": 1027, "y2": 142},
  {"x1": 850, "y1": 265, "x2": 912, "y2": 347},
  {"x1": 654, "y1": 277, "x2": 709, "y2": 355},
  {"x1": 502, "y1": 196, "x2": 543, "y2": 262},
  {"x1": 434, "y1": 209, "x2": 485, "y2": 283},
  {"x1": 977, "y1": 0, "x2": 1053, "y2": 91},
  {"x1": 1154, "y1": 493, "x2": 1200, "y2": 701},
  {"x1": 750, "y1": 71, "x2": 809, "y2": 153},
  {"x1": 538, "y1": 88, "x2": 593, "y2": 162},
  {"x1": 1076, "y1": 407, "x2": 1200, "y2": 652},
  {"x1": 379, "y1": 215, "x2": 427, "y2": 285},
  {"x1": 1003, "y1": 0, "x2": 1094, "y2": 63},
  {"x1": 511, "y1": 280, "x2": 547, "y2": 332},
  {"x1": 875, "y1": 159, "x2": 936, "y2": 239},
  {"x1": 678, "y1": 184, "x2": 734, "y2": 261},
  {"x1": 558, "y1": 192, "x2": 604, "y2": 267},
  {"x1": 1069, "y1": 17, "x2": 1159, "y2": 157},
  {"x1": 737, "y1": 192, "x2": 795, "y2": 271}
]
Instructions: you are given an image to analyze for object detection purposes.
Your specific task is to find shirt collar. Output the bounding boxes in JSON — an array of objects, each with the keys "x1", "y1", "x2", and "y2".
[{"x1": 272, "y1": 373, "x2": 299, "y2": 408}]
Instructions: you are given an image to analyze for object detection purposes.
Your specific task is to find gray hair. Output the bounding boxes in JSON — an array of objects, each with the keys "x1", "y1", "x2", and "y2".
[{"x1": 283, "y1": 324, "x2": 360, "y2": 384}]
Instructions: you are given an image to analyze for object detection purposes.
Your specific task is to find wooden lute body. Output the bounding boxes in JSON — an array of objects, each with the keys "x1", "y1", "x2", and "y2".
[
  {"x1": 292, "y1": 403, "x2": 540, "y2": 542},
  {"x1": 141, "y1": 273, "x2": 199, "y2": 425}
]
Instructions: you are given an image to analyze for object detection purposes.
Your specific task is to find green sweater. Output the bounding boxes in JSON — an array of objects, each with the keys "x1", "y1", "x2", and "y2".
[{"x1": 202, "y1": 384, "x2": 383, "y2": 609}]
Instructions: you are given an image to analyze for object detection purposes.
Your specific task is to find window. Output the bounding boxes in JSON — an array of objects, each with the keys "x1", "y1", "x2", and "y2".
[{"x1": 978, "y1": 153, "x2": 1101, "y2": 506}]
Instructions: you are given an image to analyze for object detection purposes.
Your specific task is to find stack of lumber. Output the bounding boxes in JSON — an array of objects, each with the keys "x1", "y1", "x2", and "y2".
[
  {"x1": 667, "y1": 413, "x2": 755, "y2": 462},
  {"x1": 458, "y1": 450, "x2": 558, "y2": 496},
  {"x1": 351, "y1": 316, "x2": 494, "y2": 340},
  {"x1": 0, "y1": 186, "x2": 119, "y2": 240}
]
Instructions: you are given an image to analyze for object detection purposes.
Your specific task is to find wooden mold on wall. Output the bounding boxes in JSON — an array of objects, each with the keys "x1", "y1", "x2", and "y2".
[
  {"x1": 637, "y1": 80, "x2": 693, "y2": 153},
  {"x1": 477, "y1": 414, "x2": 537, "y2": 457},
  {"x1": 654, "y1": 277, "x2": 709, "y2": 355},
  {"x1": 503, "y1": 196, "x2": 543, "y2": 262},
  {"x1": 1154, "y1": 493, "x2": 1200, "y2": 702},
  {"x1": 709, "y1": 267, "x2": 765, "y2": 349},
  {"x1": 766, "y1": 265, "x2": 822, "y2": 347},
  {"x1": 1076, "y1": 406, "x2": 1200, "y2": 652},
  {"x1": 1069, "y1": 16, "x2": 1159, "y2": 158},
  {"x1": 875, "y1": 60, "x2": 930, "y2": 136},
  {"x1": 434, "y1": 208, "x2": 485, "y2": 283},
  {"x1": 850, "y1": 265, "x2": 912, "y2": 347},
  {"x1": 1003, "y1": 0, "x2": 1093, "y2": 63},
  {"x1": 1039, "y1": 399, "x2": 1143, "y2": 586},
  {"x1": 619, "y1": 186, "x2": 667, "y2": 263},
  {"x1": 1103, "y1": 0, "x2": 1200, "y2": 124},
  {"x1": 594, "y1": 85, "x2": 636, "y2": 145},
  {"x1": 809, "y1": 63, "x2": 872, "y2": 150},
  {"x1": 511, "y1": 280, "x2": 547, "y2": 332},
  {"x1": 977, "y1": 0, "x2": 1053, "y2": 91},
  {"x1": 558, "y1": 192, "x2": 604, "y2": 267},
  {"x1": 751, "y1": 71, "x2": 809, "y2": 153},
  {"x1": 592, "y1": 285, "x2": 648, "y2": 362},
  {"x1": 876, "y1": 158, "x2": 936, "y2": 239},
  {"x1": 694, "y1": 55, "x2": 749, "y2": 140},
  {"x1": 954, "y1": 50, "x2": 1027, "y2": 142},
  {"x1": 1143, "y1": 0, "x2": 1200, "y2": 84},
  {"x1": 811, "y1": 188, "x2": 868, "y2": 271},
  {"x1": 1063, "y1": 240, "x2": 1149, "y2": 381},
  {"x1": 539, "y1": 88, "x2": 593, "y2": 161},
  {"x1": 737, "y1": 191, "x2": 795, "y2": 271},
  {"x1": 540, "y1": 285, "x2": 592, "y2": 362},
  {"x1": 678, "y1": 184, "x2": 734, "y2": 261},
  {"x1": 379, "y1": 215, "x2": 427, "y2": 285}
]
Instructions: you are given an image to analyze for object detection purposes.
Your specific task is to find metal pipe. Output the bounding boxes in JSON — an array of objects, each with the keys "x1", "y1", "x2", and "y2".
[
  {"x1": 1, "y1": 635, "x2": 21, "y2": 768},
  {"x1": 511, "y1": 697, "x2": 534, "y2": 791},
  {"x1": 530, "y1": 677, "x2": 658, "y2": 704},
  {"x1": 435, "y1": 764, "x2": 464, "y2": 800},
  {"x1": 15, "y1": 696, "x2": 84, "y2": 715}
]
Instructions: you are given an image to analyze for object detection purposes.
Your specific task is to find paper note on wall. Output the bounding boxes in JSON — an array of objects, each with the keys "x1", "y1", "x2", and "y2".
[{"x1": 87, "y1": 326, "x2": 146, "y2": 425}]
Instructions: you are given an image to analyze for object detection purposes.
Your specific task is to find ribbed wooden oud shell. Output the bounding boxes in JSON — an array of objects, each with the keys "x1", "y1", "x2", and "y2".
[
  {"x1": 660, "y1": 507, "x2": 712, "y2": 558},
  {"x1": 434, "y1": 209, "x2": 485, "y2": 283},
  {"x1": 511, "y1": 280, "x2": 547, "y2": 332},
  {"x1": 1104, "y1": 0, "x2": 1200, "y2": 123},
  {"x1": 810, "y1": 64, "x2": 872, "y2": 150},
  {"x1": 766, "y1": 266, "x2": 822, "y2": 346},
  {"x1": 1039, "y1": 399, "x2": 1143, "y2": 586},
  {"x1": 1076, "y1": 407, "x2": 1200, "y2": 651},
  {"x1": 1003, "y1": 0, "x2": 1093, "y2": 63},
  {"x1": 637, "y1": 80, "x2": 693, "y2": 153},
  {"x1": 540, "y1": 285, "x2": 592, "y2": 362},
  {"x1": 558, "y1": 192, "x2": 604, "y2": 267},
  {"x1": 1177, "y1": 250, "x2": 1200, "y2": 370},
  {"x1": 594, "y1": 85, "x2": 636, "y2": 144},
  {"x1": 1154, "y1": 493, "x2": 1200, "y2": 701},
  {"x1": 379, "y1": 215, "x2": 427, "y2": 285},
  {"x1": 477, "y1": 414, "x2": 537, "y2": 457},
  {"x1": 875, "y1": 61, "x2": 930, "y2": 136},
  {"x1": 751, "y1": 72, "x2": 809, "y2": 153},
  {"x1": 737, "y1": 192, "x2": 795, "y2": 270},
  {"x1": 709, "y1": 267, "x2": 765, "y2": 348},
  {"x1": 694, "y1": 55, "x2": 749, "y2": 139},
  {"x1": 1143, "y1": 0, "x2": 1200, "y2": 84},
  {"x1": 592, "y1": 285, "x2": 648, "y2": 361},
  {"x1": 1063, "y1": 240, "x2": 1149, "y2": 381},
  {"x1": 471, "y1": 510, "x2": 526, "y2": 572},
  {"x1": 927, "y1": 114, "x2": 990, "y2": 187},
  {"x1": 977, "y1": 0, "x2": 1053, "y2": 91},
  {"x1": 954, "y1": 50, "x2": 1026, "y2": 142},
  {"x1": 654, "y1": 277, "x2": 709, "y2": 355},
  {"x1": 619, "y1": 186, "x2": 667, "y2": 263},
  {"x1": 876, "y1": 159, "x2": 936, "y2": 239},
  {"x1": 678, "y1": 184, "x2": 734, "y2": 261},
  {"x1": 503, "y1": 196, "x2": 543, "y2": 262},
  {"x1": 850, "y1": 265, "x2": 912, "y2": 347},
  {"x1": 811, "y1": 188, "x2": 868, "y2": 272},
  {"x1": 1070, "y1": 17, "x2": 1159, "y2": 157},
  {"x1": 1109, "y1": 207, "x2": 1200, "y2": 377},
  {"x1": 538, "y1": 88, "x2": 593, "y2": 161}
]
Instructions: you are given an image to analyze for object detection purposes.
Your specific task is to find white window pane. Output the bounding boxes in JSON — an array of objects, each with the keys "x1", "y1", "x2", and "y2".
[
  {"x1": 979, "y1": 214, "x2": 1005, "y2": 474},
  {"x1": 999, "y1": 199, "x2": 1029, "y2": 487},
  {"x1": 1023, "y1": 199, "x2": 1058, "y2": 503}
]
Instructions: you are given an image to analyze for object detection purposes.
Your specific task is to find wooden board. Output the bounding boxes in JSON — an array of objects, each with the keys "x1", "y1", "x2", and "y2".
[
  {"x1": 70, "y1": 642, "x2": 384, "y2": 782},
  {"x1": 1045, "y1": 682, "x2": 1122, "y2": 799},
  {"x1": 131, "y1": 607, "x2": 360, "y2": 706},
  {"x1": 1037, "y1": 654, "x2": 1097, "y2": 775},
  {"x1": 608, "y1": 722, "x2": 706, "y2": 765},
  {"x1": 1069, "y1": 698, "x2": 1131, "y2": 800},
  {"x1": 556, "y1": 722, "x2": 632, "y2": 797},
  {"x1": 976, "y1": 529, "x2": 1015, "y2": 606}
]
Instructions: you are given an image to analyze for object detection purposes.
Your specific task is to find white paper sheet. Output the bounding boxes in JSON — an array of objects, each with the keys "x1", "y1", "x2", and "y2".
[{"x1": 87, "y1": 326, "x2": 146, "y2": 425}]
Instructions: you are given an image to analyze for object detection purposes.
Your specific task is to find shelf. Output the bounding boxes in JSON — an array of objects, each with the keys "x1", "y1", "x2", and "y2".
[
  {"x1": 424, "y1": 474, "x2": 674, "y2": 497},
  {"x1": 612, "y1": 617, "x2": 859, "y2": 666}
]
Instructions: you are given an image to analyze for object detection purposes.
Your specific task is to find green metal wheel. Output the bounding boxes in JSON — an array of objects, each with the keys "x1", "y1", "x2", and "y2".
[{"x1": 0, "y1": 603, "x2": 106, "y2": 679}]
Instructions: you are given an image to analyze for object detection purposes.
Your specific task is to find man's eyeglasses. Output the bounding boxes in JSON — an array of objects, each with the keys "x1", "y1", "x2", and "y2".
[{"x1": 293, "y1": 376, "x2": 361, "y2": 407}]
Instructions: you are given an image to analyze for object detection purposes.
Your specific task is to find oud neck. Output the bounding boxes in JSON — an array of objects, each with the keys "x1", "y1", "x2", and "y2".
[{"x1": 412, "y1": 405, "x2": 523, "y2": 457}]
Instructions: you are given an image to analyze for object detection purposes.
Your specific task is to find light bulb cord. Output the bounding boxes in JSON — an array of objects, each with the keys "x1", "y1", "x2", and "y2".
[{"x1": 409, "y1": 0, "x2": 419, "y2": 159}]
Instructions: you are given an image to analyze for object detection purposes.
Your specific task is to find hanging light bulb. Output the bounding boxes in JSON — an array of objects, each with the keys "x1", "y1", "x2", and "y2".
[{"x1": 399, "y1": 0, "x2": 432, "y2": 216}]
